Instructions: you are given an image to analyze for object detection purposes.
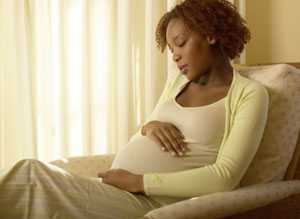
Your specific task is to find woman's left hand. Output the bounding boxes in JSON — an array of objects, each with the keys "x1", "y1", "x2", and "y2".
[{"x1": 97, "y1": 169, "x2": 144, "y2": 194}]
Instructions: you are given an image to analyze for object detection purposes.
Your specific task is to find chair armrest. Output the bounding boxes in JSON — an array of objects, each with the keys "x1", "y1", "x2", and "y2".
[
  {"x1": 49, "y1": 154, "x2": 116, "y2": 178},
  {"x1": 144, "y1": 180, "x2": 300, "y2": 219},
  {"x1": 224, "y1": 191, "x2": 300, "y2": 219}
]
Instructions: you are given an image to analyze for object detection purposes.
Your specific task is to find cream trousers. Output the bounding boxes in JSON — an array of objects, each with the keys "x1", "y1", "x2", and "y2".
[{"x1": 0, "y1": 159, "x2": 164, "y2": 219}]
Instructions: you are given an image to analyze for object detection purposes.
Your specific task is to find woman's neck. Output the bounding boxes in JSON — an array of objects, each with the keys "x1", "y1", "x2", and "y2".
[{"x1": 194, "y1": 59, "x2": 233, "y2": 89}]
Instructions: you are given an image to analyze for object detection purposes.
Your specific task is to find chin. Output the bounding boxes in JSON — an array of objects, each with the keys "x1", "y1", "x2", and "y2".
[{"x1": 183, "y1": 72, "x2": 191, "y2": 81}]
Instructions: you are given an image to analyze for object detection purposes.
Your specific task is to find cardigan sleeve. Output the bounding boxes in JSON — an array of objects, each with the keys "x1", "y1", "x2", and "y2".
[{"x1": 143, "y1": 82, "x2": 269, "y2": 198}]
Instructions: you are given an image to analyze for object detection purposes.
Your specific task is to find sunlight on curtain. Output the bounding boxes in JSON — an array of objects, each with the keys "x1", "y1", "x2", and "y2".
[
  {"x1": 88, "y1": 0, "x2": 110, "y2": 155},
  {"x1": 0, "y1": 0, "x2": 5, "y2": 170},
  {"x1": 1, "y1": 0, "x2": 203, "y2": 171},
  {"x1": 35, "y1": 0, "x2": 57, "y2": 161},
  {"x1": 0, "y1": 0, "x2": 115, "y2": 170},
  {"x1": 52, "y1": 0, "x2": 112, "y2": 158},
  {"x1": 51, "y1": 0, "x2": 63, "y2": 159},
  {"x1": 52, "y1": 0, "x2": 111, "y2": 157},
  {"x1": 65, "y1": 0, "x2": 84, "y2": 156}
]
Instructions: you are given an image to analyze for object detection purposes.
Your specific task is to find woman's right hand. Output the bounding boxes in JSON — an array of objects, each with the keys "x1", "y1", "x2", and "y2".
[{"x1": 141, "y1": 120, "x2": 189, "y2": 157}]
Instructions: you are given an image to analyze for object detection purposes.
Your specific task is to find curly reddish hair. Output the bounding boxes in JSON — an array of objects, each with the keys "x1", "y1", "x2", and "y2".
[{"x1": 155, "y1": 0, "x2": 251, "y2": 60}]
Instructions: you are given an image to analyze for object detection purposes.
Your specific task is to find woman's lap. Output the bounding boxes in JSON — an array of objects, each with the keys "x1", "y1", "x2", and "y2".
[{"x1": 0, "y1": 159, "x2": 162, "y2": 219}]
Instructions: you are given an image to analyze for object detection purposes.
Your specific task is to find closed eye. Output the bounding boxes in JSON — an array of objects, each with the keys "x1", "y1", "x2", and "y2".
[
  {"x1": 178, "y1": 42, "x2": 185, "y2": 47},
  {"x1": 168, "y1": 42, "x2": 185, "y2": 53}
]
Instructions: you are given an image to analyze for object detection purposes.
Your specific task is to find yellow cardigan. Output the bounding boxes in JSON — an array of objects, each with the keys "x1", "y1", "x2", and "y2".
[{"x1": 142, "y1": 68, "x2": 269, "y2": 198}]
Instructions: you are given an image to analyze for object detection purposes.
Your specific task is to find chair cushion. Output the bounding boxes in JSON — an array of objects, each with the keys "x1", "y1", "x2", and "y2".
[
  {"x1": 234, "y1": 64, "x2": 300, "y2": 186},
  {"x1": 285, "y1": 133, "x2": 300, "y2": 180}
]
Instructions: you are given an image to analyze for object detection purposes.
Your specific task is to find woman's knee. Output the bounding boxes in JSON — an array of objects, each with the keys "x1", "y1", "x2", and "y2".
[
  {"x1": 15, "y1": 158, "x2": 41, "y2": 167},
  {"x1": 13, "y1": 159, "x2": 45, "y2": 174},
  {"x1": 0, "y1": 159, "x2": 42, "y2": 185}
]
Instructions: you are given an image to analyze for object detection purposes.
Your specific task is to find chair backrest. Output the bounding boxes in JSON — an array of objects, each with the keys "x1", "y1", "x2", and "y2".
[
  {"x1": 234, "y1": 63, "x2": 300, "y2": 186},
  {"x1": 283, "y1": 63, "x2": 300, "y2": 180},
  {"x1": 254, "y1": 63, "x2": 300, "y2": 181}
]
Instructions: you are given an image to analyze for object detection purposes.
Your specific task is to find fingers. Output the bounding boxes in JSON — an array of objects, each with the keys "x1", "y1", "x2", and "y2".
[
  {"x1": 145, "y1": 121, "x2": 189, "y2": 157},
  {"x1": 170, "y1": 124, "x2": 185, "y2": 138},
  {"x1": 164, "y1": 129, "x2": 186, "y2": 156},
  {"x1": 156, "y1": 129, "x2": 177, "y2": 156},
  {"x1": 156, "y1": 129, "x2": 184, "y2": 157},
  {"x1": 168, "y1": 126, "x2": 187, "y2": 152}
]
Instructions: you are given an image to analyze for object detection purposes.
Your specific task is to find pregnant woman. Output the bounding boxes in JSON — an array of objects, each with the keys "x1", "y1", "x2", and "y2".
[{"x1": 0, "y1": 0, "x2": 269, "y2": 218}]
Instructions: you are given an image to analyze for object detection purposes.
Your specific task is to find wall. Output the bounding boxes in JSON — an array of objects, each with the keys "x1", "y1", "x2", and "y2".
[{"x1": 245, "y1": 0, "x2": 300, "y2": 64}]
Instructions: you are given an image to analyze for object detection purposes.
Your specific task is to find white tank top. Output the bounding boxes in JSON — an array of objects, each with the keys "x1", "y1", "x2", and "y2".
[{"x1": 111, "y1": 83, "x2": 226, "y2": 175}]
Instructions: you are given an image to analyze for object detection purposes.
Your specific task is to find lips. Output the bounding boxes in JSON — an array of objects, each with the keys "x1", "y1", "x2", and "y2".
[
  {"x1": 179, "y1": 64, "x2": 188, "y2": 74},
  {"x1": 179, "y1": 64, "x2": 188, "y2": 71},
  {"x1": 182, "y1": 68, "x2": 188, "y2": 74}
]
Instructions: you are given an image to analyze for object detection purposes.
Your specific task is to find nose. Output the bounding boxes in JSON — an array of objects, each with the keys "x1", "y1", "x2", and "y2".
[{"x1": 173, "y1": 53, "x2": 181, "y2": 62}]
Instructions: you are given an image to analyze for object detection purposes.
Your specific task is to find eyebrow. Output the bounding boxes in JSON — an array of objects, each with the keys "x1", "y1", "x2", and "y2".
[{"x1": 167, "y1": 33, "x2": 185, "y2": 49}]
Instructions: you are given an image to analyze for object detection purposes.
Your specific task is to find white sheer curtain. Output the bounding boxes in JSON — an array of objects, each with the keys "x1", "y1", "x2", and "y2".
[
  {"x1": 0, "y1": 0, "x2": 185, "y2": 171},
  {"x1": 0, "y1": 0, "x2": 237, "y2": 171}
]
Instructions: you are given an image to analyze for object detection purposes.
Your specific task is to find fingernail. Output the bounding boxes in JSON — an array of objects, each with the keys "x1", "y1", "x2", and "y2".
[
  {"x1": 179, "y1": 151, "x2": 183, "y2": 156},
  {"x1": 171, "y1": 152, "x2": 176, "y2": 156}
]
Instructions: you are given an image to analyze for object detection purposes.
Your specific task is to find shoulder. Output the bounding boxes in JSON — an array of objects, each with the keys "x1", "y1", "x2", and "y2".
[
  {"x1": 233, "y1": 70, "x2": 269, "y2": 102},
  {"x1": 227, "y1": 70, "x2": 269, "y2": 115}
]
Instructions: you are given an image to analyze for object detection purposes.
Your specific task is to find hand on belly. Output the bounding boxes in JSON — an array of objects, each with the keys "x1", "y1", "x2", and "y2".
[
  {"x1": 141, "y1": 120, "x2": 190, "y2": 157},
  {"x1": 110, "y1": 136, "x2": 192, "y2": 174}
]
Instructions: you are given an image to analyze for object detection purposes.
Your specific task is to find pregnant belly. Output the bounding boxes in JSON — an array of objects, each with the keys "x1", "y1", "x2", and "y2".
[{"x1": 110, "y1": 134, "x2": 216, "y2": 175}]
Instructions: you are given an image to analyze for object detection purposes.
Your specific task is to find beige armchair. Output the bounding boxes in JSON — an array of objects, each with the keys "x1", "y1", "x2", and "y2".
[{"x1": 50, "y1": 63, "x2": 300, "y2": 219}]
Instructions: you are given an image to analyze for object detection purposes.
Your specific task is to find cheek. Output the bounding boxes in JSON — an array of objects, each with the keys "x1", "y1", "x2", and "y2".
[
  {"x1": 188, "y1": 49, "x2": 211, "y2": 76},
  {"x1": 185, "y1": 46, "x2": 204, "y2": 68},
  {"x1": 192, "y1": 44, "x2": 211, "y2": 66}
]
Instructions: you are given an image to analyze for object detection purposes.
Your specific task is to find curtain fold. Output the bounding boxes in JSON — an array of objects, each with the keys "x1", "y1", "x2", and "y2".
[
  {"x1": 0, "y1": 0, "x2": 236, "y2": 171},
  {"x1": 0, "y1": 0, "x2": 180, "y2": 171}
]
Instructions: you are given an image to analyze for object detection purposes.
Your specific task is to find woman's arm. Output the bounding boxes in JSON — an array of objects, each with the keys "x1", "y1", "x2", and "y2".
[{"x1": 142, "y1": 82, "x2": 269, "y2": 198}]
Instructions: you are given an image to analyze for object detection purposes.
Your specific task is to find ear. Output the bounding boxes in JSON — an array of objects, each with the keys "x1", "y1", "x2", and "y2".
[{"x1": 206, "y1": 35, "x2": 217, "y2": 45}]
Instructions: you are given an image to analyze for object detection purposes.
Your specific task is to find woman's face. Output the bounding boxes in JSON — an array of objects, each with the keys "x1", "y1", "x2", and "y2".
[{"x1": 166, "y1": 18, "x2": 216, "y2": 82}]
